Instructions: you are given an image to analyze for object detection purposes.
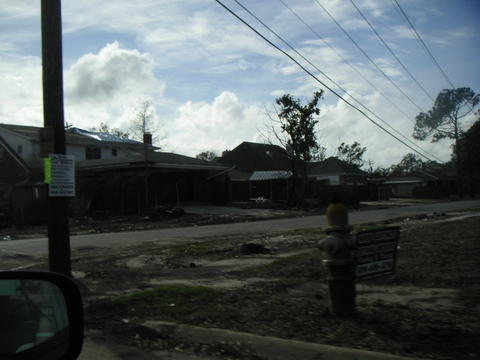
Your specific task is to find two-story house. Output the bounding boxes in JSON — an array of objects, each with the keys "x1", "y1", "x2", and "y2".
[
  {"x1": 0, "y1": 123, "x2": 230, "y2": 224},
  {"x1": 0, "y1": 124, "x2": 150, "y2": 165}
]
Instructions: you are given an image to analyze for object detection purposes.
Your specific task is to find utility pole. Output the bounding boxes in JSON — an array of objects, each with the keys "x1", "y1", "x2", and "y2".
[{"x1": 41, "y1": 0, "x2": 72, "y2": 276}]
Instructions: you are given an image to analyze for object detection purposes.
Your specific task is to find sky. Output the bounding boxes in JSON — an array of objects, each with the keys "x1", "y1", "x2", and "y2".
[{"x1": 1, "y1": 0, "x2": 479, "y2": 168}]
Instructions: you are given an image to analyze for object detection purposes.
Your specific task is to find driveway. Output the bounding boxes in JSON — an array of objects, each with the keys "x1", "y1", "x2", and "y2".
[{"x1": 2, "y1": 199, "x2": 479, "y2": 257}]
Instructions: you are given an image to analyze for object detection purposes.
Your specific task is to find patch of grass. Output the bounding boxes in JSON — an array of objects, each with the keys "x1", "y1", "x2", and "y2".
[
  {"x1": 163, "y1": 241, "x2": 234, "y2": 257},
  {"x1": 353, "y1": 224, "x2": 400, "y2": 233},
  {"x1": 88, "y1": 284, "x2": 220, "y2": 322},
  {"x1": 245, "y1": 251, "x2": 325, "y2": 279},
  {"x1": 368, "y1": 217, "x2": 480, "y2": 288}
]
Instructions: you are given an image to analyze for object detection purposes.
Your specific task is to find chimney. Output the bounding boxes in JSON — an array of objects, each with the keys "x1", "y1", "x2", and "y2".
[{"x1": 143, "y1": 133, "x2": 152, "y2": 146}]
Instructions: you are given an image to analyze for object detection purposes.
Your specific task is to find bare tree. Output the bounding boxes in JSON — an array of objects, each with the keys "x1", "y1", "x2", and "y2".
[{"x1": 128, "y1": 100, "x2": 163, "y2": 148}]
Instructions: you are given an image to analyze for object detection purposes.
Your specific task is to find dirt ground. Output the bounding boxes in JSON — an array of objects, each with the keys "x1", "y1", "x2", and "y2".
[{"x1": 2, "y1": 208, "x2": 479, "y2": 359}]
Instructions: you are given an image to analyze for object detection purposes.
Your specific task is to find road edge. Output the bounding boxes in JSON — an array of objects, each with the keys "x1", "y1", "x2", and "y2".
[{"x1": 142, "y1": 320, "x2": 423, "y2": 360}]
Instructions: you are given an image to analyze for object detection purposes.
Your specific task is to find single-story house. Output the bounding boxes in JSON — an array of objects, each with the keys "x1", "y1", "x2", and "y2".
[
  {"x1": 308, "y1": 157, "x2": 373, "y2": 203},
  {"x1": 383, "y1": 170, "x2": 456, "y2": 198},
  {"x1": 308, "y1": 157, "x2": 369, "y2": 185},
  {"x1": 75, "y1": 152, "x2": 230, "y2": 215}
]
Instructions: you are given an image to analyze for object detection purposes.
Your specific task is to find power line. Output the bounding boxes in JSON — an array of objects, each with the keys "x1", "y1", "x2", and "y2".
[
  {"x1": 214, "y1": 0, "x2": 436, "y2": 162},
  {"x1": 392, "y1": 0, "x2": 455, "y2": 89},
  {"x1": 349, "y1": 0, "x2": 435, "y2": 102},
  {"x1": 313, "y1": 0, "x2": 425, "y2": 115},
  {"x1": 234, "y1": 0, "x2": 442, "y2": 162},
  {"x1": 278, "y1": 2, "x2": 417, "y2": 125},
  {"x1": 277, "y1": 0, "x2": 441, "y2": 161}
]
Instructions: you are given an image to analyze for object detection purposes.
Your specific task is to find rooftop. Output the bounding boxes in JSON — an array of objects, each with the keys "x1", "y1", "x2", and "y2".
[
  {"x1": 76, "y1": 152, "x2": 229, "y2": 172},
  {"x1": 218, "y1": 141, "x2": 291, "y2": 173},
  {"x1": 309, "y1": 157, "x2": 369, "y2": 177},
  {"x1": 0, "y1": 123, "x2": 152, "y2": 149}
]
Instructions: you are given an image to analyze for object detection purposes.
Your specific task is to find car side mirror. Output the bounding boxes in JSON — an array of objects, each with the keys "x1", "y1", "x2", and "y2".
[{"x1": 0, "y1": 271, "x2": 84, "y2": 360}]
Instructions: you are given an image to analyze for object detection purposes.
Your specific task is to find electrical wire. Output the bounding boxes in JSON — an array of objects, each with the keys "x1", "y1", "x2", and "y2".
[
  {"x1": 392, "y1": 0, "x2": 455, "y2": 89},
  {"x1": 277, "y1": 0, "x2": 442, "y2": 161},
  {"x1": 349, "y1": 0, "x2": 435, "y2": 102},
  {"x1": 313, "y1": 0, "x2": 425, "y2": 115},
  {"x1": 235, "y1": 0, "x2": 442, "y2": 162},
  {"x1": 214, "y1": 0, "x2": 436, "y2": 162}
]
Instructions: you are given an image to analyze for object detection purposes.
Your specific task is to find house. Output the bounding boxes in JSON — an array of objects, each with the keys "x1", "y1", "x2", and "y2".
[
  {"x1": 74, "y1": 152, "x2": 230, "y2": 215},
  {"x1": 0, "y1": 124, "x2": 152, "y2": 164},
  {"x1": 308, "y1": 157, "x2": 372, "y2": 203},
  {"x1": 308, "y1": 157, "x2": 369, "y2": 185},
  {"x1": 383, "y1": 169, "x2": 456, "y2": 198},
  {"x1": 0, "y1": 123, "x2": 229, "y2": 223},
  {"x1": 217, "y1": 141, "x2": 292, "y2": 201},
  {"x1": 0, "y1": 135, "x2": 31, "y2": 221}
]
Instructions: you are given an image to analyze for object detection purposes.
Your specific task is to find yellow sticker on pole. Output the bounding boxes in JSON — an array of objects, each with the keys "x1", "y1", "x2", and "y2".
[{"x1": 44, "y1": 157, "x2": 52, "y2": 184}]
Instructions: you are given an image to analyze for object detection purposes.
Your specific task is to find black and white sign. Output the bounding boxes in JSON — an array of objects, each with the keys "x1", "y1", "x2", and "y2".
[
  {"x1": 48, "y1": 154, "x2": 75, "y2": 197},
  {"x1": 355, "y1": 227, "x2": 399, "y2": 281}
]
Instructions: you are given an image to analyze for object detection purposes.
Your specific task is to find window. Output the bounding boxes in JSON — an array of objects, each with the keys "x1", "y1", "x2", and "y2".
[
  {"x1": 112, "y1": 148, "x2": 117, "y2": 156},
  {"x1": 17, "y1": 144, "x2": 23, "y2": 154},
  {"x1": 85, "y1": 147, "x2": 101, "y2": 160}
]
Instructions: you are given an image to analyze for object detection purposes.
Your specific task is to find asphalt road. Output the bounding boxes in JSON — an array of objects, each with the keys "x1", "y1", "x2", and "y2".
[{"x1": 2, "y1": 199, "x2": 479, "y2": 257}]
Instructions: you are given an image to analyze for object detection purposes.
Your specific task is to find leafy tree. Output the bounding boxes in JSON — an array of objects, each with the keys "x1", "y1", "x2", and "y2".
[
  {"x1": 275, "y1": 90, "x2": 323, "y2": 205},
  {"x1": 196, "y1": 151, "x2": 218, "y2": 162},
  {"x1": 370, "y1": 166, "x2": 390, "y2": 177},
  {"x1": 413, "y1": 87, "x2": 479, "y2": 195},
  {"x1": 364, "y1": 160, "x2": 390, "y2": 177},
  {"x1": 89, "y1": 122, "x2": 130, "y2": 139},
  {"x1": 311, "y1": 145, "x2": 327, "y2": 161},
  {"x1": 336, "y1": 141, "x2": 366, "y2": 167},
  {"x1": 392, "y1": 153, "x2": 424, "y2": 174}
]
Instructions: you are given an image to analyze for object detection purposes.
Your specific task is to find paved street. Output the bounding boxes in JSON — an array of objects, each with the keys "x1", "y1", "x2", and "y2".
[{"x1": 2, "y1": 199, "x2": 479, "y2": 257}]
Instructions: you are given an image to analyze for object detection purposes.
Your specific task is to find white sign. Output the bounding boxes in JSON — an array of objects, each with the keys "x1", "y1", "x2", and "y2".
[
  {"x1": 48, "y1": 154, "x2": 75, "y2": 197},
  {"x1": 355, "y1": 227, "x2": 399, "y2": 281}
]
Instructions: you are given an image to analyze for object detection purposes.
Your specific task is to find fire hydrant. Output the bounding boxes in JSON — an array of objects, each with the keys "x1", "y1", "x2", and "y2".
[{"x1": 318, "y1": 197, "x2": 357, "y2": 317}]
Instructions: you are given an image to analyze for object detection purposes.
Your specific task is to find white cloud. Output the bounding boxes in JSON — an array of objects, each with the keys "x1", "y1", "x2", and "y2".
[
  {"x1": 315, "y1": 92, "x2": 453, "y2": 167},
  {"x1": 64, "y1": 42, "x2": 165, "y2": 130},
  {"x1": 0, "y1": 55, "x2": 42, "y2": 126},
  {"x1": 66, "y1": 42, "x2": 161, "y2": 103},
  {"x1": 0, "y1": 0, "x2": 474, "y2": 168},
  {"x1": 164, "y1": 91, "x2": 265, "y2": 155}
]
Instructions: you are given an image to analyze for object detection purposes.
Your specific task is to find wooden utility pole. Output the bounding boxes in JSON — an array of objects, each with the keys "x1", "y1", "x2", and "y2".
[{"x1": 41, "y1": 0, "x2": 72, "y2": 276}]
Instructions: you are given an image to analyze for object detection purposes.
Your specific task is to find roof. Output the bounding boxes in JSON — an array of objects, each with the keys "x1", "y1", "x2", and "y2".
[
  {"x1": 218, "y1": 141, "x2": 291, "y2": 173},
  {"x1": 0, "y1": 124, "x2": 42, "y2": 141},
  {"x1": 383, "y1": 179, "x2": 423, "y2": 185},
  {"x1": 76, "y1": 152, "x2": 229, "y2": 172},
  {"x1": 249, "y1": 170, "x2": 292, "y2": 181},
  {"x1": 0, "y1": 135, "x2": 30, "y2": 184},
  {"x1": 309, "y1": 157, "x2": 368, "y2": 177},
  {"x1": 384, "y1": 170, "x2": 440, "y2": 184},
  {"x1": 0, "y1": 124, "x2": 152, "y2": 149},
  {"x1": 68, "y1": 127, "x2": 143, "y2": 145}
]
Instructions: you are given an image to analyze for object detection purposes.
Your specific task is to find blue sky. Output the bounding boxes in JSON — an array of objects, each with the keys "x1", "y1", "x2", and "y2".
[{"x1": 1, "y1": 0, "x2": 479, "y2": 167}]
